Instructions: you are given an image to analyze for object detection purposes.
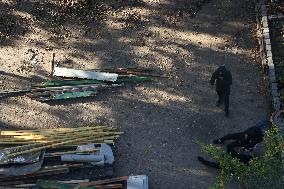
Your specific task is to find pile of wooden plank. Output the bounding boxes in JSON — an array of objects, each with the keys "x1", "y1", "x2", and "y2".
[
  {"x1": 0, "y1": 126, "x2": 122, "y2": 163},
  {"x1": 0, "y1": 126, "x2": 123, "y2": 187},
  {"x1": 1, "y1": 175, "x2": 148, "y2": 189},
  {"x1": 0, "y1": 67, "x2": 165, "y2": 101},
  {"x1": 0, "y1": 164, "x2": 83, "y2": 183}
]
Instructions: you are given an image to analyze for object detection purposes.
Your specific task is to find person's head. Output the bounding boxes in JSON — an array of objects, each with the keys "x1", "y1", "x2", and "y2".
[{"x1": 240, "y1": 132, "x2": 250, "y2": 140}]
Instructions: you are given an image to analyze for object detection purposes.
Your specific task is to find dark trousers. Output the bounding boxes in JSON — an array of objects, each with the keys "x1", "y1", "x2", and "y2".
[
  {"x1": 217, "y1": 90, "x2": 230, "y2": 112},
  {"x1": 219, "y1": 132, "x2": 244, "y2": 151}
]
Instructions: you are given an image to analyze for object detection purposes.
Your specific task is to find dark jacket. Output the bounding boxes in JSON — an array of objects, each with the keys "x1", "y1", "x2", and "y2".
[
  {"x1": 198, "y1": 128, "x2": 263, "y2": 168},
  {"x1": 210, "y1": 66, "x2": 232, "y2": 92},
  {"x1": 240, "y1": 126, "x2": 264, "y2": 150}
]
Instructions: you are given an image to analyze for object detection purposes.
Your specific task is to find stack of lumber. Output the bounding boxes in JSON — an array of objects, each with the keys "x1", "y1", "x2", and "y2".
[
  {"x1": 1, "y1": 175, "x2": 149, "y2": 189},
  {"x1": 0, "y1": 164, "x2": 83, "y2": 182},
  {"x1": 36, "y1": 177, "x2": 128, "y2": 189},
  {"x1": 0, "y1": 67, "x2": 165, "y2": 101},
  {"x1": 0, "y1": 126, "x2": 122, "y2": 164}
]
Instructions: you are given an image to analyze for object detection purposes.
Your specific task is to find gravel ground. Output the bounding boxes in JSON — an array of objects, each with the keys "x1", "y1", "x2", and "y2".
[{"x1": 0, "y1": 0, "x2": 270, "y2": 188}]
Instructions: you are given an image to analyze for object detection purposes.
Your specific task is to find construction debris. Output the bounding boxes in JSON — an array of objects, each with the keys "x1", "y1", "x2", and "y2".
[
  {"x1": 61, "y1": 143, "x2": 114, "y2": 166},
  {"x1": 37, "y1": 180, "x2": 124, "y2": 189},
  {"x1": 0, "y1": 175, "x2": 148, "y2": 189},
  {"x1": 0, "y1": 65, "x2": 153, "y2": 187},
  {"x1": 37, "y1": 175, "x2": 148, "y2": 189},
  {"x1": 127, "y1": 175, "x2": 148, "y2": 189},
  {"x1": 0, "y1": 126, "x2": 122, "y2": 164},
  {"x1": 30, "y1": 83, "x2": 123, "y2": 101},
  {"x1": 0, "y1": 164, "x2": 83, "y2": 183},
  {"x1": 0, "y1": 150, "x2": 44, "y2": 176},
  {"x1": 78, "y1": 176, "x2": 129, "y2": 187},
  {"x1": 85, "y1": 67, "x2": 168, "y2": 78},
  {"x1": 0, "y1": 126, "x2": 122, "y2": 187},
  {"x1": 0, "y1": 66, "x2": 160, "y2": 101}
]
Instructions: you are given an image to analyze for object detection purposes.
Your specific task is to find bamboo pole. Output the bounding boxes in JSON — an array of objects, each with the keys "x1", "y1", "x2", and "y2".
[
  {"x1": 1, "y1": 129, "x2": 121, "y2": 138},
  {"x1": 4, "y1": 135, "x2": 119, "y2": 158},
  {"x1": 0, "y1": 133, "x2": 122, "y2": 146},
  {"x1": 0, "y1": 127, "x2": 121, "y2": 143},
  {"x1": 3, "y1": 134, "x2": 117, "y2": 152},
  {"x1": 0, "y1": 126, "x2": 122, "y2": 162},
  {"x1": 0, "y1": 126, "x2": 115, "y2": 135},
  {"x1": 0, "y1": 132, "x2": 118, "y2": 141},
  {"x1": 0, "y1": 138, "x2": 117, "y2": 145},
  {"x1": 5, "y1": 135, "x2": 102, "y2": 158}
]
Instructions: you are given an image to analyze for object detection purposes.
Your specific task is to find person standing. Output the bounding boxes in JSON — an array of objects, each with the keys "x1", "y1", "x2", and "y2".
[{"x1": 210, "y1": 65, "x2": 232, "y2": 117}]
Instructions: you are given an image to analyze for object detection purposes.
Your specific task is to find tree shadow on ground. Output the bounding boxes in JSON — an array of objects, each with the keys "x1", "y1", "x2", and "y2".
[{"x1": 0, "y1": 0, "x2": 270, "y2": 188}]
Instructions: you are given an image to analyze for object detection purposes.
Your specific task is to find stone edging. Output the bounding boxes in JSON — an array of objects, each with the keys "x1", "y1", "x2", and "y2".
[
  {"x1": 268, "y1": 14, "x2": 284, "y2": 19},
  {"x1": 256, "y1": 0, "x2": 281, "y2": 111}
]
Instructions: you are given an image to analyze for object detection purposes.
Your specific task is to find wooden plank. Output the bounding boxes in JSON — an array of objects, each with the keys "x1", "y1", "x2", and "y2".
[
  {"x1": 91, "y1": 184, "x2": 124, "y2": 189},
  {"x1": 14, "y1": 183, "x2": 36, "y2": 187},
  {"x1": 79, "y1": 176, "x2": 129, "y2": 187},
  {"x1": 51, "y1": 53, "x2": 55, "y2": 75},
  {"x1": 0, "y1": 167, "x2": 69, "y2": 182},
  {"x1": 38, "y1": 80, "x2": 106, "y2": 87},
  {"x1": 53, "y1": 67, "x2": 118, "y2": 81},
  {"x1": 117, "y1": 76, "x2": 152, "y2": 82},
  {"x1": 0, "y1": 89, "x2": 31, "y2": 97},
  {"x1": 37, "y1": 180, "x2": 124, "y2": 189},
  {"x1": 32, "y1": 83, "x2": 122, "y2": 101},
  {"x1": 36, "y1": 180, "x2": 78, "y2": 189},
  {"x1": 90, "y1": 67, "x2": 154, "y2": 73},
  {"x1": 114, "y1": 71, "x2": 166, "y2": 78},
  {"x1": 59, "y1": 179, "x2": 89, "y2": 184},
  {"x1": 32, "y1": 83, "x2": 113, "y2": 91}
]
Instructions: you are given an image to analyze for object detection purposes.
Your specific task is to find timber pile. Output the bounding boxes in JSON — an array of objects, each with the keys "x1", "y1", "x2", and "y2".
[
  {"x1": 0, "y1": 164, "x2": 83, "y2": 182},
  {"x1": 0, "y1": 67, "x2": 166, "y2": 101},
  {"x1": 0, "y1": 126, "x2": 122, "y2": 163},
  {"x1": 37, "y1": 176, "x2": 128, "y2": 189},
  {"x1": 0, "y1": 175, "x2": 148, "y2": 189},
  {"x1": 0, "y1": 126, "x2": 122, "y2": 186}
]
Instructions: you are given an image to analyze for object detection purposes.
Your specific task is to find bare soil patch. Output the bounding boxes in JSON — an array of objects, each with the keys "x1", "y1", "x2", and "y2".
[{"x1": 0, "y1": 0, "x2": 270, "y2": 188}]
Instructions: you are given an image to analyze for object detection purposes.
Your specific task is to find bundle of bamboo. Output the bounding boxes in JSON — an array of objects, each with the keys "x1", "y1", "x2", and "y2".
[{"x1": 0, "y1": 126, "x2": 123, "y2": 164}]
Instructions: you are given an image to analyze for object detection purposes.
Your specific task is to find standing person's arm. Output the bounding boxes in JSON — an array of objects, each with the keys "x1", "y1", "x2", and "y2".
[{"x1": 210, "y1": 69, "x2": 219, "y2": 85}]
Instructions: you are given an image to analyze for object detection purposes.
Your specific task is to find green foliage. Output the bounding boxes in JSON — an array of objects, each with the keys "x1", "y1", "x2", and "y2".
[{"x1": 201, "y1": 127, "x2": 284, "y2": 189}]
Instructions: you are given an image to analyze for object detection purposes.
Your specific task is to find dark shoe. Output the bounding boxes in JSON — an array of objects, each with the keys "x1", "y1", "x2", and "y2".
[
  {"x1": 213, "y1": 139, "x2": 224, "y2": 144},
  {"x1": 216, "y1": 100, "x2": 221, "y2": 107},
  {"x1": 225, "y1": 110, "x2": 229, "y2": 117},
  {"x1": 197, "y1": 156, "x2": 204, "y2": 162}
]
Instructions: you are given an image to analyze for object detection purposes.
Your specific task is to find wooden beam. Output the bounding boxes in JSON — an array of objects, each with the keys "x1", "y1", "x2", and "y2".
[{"x1": 79, "y1": 176, "x2": 129, "y2": 187}]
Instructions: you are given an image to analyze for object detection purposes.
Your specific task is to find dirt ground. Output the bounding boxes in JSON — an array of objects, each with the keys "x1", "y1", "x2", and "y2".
[{"x1": 0, "y1": 0, "x2": 270, "y2": 188}]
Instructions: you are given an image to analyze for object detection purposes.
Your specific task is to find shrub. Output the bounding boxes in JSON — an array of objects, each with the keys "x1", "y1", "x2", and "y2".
[{"x1": 201, "y1": 127, "x2": 284, "y2": 189}]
